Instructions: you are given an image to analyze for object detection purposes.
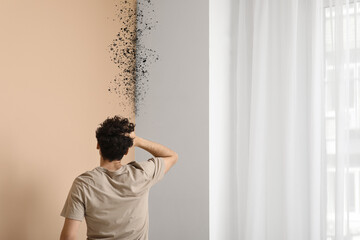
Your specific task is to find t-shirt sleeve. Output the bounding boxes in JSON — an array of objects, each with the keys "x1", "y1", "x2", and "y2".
[
  {"x1": 141, "y1": 157, "x2": 166, "y2": 187},
  {"x1": 60, "y1": 178, "x2": 85, "y2": 221}
]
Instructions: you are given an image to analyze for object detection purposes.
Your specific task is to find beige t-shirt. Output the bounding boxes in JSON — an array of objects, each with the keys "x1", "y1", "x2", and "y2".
[{"x1": 60, "y1": 157, "x2": 165, "y2": 240}]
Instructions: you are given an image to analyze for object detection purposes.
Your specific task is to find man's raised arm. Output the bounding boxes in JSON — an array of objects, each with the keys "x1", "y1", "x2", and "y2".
[{"x1": 130, "y1": 132, "x2": 178, "y2": 174}]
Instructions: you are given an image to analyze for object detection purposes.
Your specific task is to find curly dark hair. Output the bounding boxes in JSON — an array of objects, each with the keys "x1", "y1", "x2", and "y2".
[{"x1": 95, "y1": 115, "x2": 135, "y2": 162}]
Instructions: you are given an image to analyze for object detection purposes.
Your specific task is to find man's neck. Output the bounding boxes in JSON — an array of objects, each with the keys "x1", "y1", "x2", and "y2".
[{"x1": 100, "y1": 157, "x2": 123, "y2": 172}]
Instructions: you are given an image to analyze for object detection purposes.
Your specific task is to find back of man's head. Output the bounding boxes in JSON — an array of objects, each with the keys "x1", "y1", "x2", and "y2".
[{"x1": 95, "y1": 115, "x2": 135, "y2": 162}]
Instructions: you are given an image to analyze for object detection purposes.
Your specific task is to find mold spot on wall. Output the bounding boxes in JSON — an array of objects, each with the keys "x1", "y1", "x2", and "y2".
[
  {"x1": 135, "y1": 0, "x2": 159, "y2": 115},
  {"x1": 107, "y1": 0, "x2": 159, "y2": 117}
]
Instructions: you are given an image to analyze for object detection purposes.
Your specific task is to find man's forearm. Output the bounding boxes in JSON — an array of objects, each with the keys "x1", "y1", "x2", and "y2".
[
  {"x1": 60, "y1": 237, "x2": 76, "y2": 240},
  {"x1": 135, "y1": 137, "x2": 176, "y2": 158},
  {"x1": 60, "y1": 233, "x2": 77, "y2": 240}
]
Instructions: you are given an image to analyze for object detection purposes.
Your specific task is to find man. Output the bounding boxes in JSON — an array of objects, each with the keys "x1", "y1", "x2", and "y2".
[{"x1": 59, "y1": 115, "x2": 178, "y2": 240}]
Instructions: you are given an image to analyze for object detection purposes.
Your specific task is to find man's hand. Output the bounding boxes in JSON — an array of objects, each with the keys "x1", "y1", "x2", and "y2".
[{"x1": 128, "y1": 131, "x2": 138, "y2": 147}]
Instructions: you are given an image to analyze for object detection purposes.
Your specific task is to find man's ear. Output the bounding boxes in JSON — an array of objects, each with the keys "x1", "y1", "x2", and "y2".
[
  {"x1": 125, "y1": 148, "x2": 129, "y2": 155},
  {"x1": 96, "y1": 142, "x2": 100, "y2": 149}
]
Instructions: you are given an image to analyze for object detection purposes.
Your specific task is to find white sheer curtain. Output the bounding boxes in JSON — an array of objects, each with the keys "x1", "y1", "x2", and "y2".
[
  {"x1": 325, "y1": 1, "x2": 360, "y2": 239},
  {"x1": 210, "y1": 0, "x2": 325, "y2": 239}
]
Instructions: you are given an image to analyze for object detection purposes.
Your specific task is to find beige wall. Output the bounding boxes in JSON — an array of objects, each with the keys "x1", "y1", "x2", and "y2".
[{"x1": 0, "y1": 0, "x2": 136, "y2": 239}]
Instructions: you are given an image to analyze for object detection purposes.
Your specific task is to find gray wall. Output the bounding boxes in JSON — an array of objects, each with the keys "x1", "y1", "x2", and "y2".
[{"x1": 134, "y1": 0, "x2": 209, "y2": 239}]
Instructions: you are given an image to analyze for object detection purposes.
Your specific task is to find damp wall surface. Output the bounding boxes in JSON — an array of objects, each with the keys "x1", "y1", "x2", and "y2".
[{"x1": 134, "y1": 0, "x2": 209, "y2": 239}]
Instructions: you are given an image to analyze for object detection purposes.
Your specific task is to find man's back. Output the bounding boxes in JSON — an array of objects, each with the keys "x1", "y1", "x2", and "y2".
[
  {"x1": 60, "y1": 116, "x2": 178, "y2": 240},
  {"x1": 61, "y1": 157, "x2": 165, "y2": 240}
]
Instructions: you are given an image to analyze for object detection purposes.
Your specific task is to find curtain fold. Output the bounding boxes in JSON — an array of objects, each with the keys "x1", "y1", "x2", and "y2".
[
  {"x1": 210, "y1": 0, "x2": 325, "y2": 239},
  {"x1": 235, "y1": 1, "x2": 324, "y2": 239}
]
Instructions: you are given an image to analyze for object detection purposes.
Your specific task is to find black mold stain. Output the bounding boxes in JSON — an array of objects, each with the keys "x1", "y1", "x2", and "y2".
[
  {"x1": 107, "y1": 0, "x2": 159, "y2": 116},
  {"x1": 135, "y1": 0, "x2": 159, "y2": 114}
]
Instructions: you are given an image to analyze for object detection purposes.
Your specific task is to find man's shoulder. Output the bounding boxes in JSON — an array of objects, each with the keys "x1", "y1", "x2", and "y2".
[
  {"x1": 127, "y1": 159, "x2": 156, "y2": 173},
  {"x1": 73, "y1": 167, "x2": 100, "y2": 186},
  {"x1": 128, "y1": 160, "x2": 145, "y2": 169},
  {"x1": 128, "y1": 157, "x2": 164, "y2": 178}
]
